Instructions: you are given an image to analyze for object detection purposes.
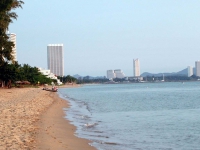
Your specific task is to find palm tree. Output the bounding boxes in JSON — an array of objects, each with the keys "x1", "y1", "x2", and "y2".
[
  {"x1": 0, "y1": 0, "x2": 24, "y2": 30},
  {"x1": 0, "y1": 0, "x2": 24, "y2": 65}
]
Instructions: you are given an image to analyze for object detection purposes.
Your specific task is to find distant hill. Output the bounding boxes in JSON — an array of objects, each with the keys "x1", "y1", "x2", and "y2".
[
  {"x1": 73, "y1": 74, "x2": 82, "y2": 79},
  {"x1": 94, "y1": 76, "x2": 106, "y2": 79},
  {"x1": 73, "y1": 74, "x2": 106, "y2": 79},
  {"x1": 141, "y1": 68, "x2": 189, "y2": 77},
  {"x1": 176, "y1": 68, "x2": 187, "y2": 75}
]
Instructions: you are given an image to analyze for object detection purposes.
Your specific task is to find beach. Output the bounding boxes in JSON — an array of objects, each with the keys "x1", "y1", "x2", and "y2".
[{"x1": 0, "y1": 86, "x2": 96, "y2": 150}]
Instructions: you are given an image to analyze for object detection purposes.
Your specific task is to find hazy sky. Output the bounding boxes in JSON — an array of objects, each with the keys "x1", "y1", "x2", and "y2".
[{"x1": 10, "y1": 0, "x2": 200, "y2": 76}]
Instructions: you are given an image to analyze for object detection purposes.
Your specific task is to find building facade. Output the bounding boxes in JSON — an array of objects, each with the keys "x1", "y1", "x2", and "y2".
[
  {"x1": 47, "y1": 44, "x2": 64, "y2": 76},
  {"x1": 107, "y1": 69, "x2": 125, "y2": 79},
  {"x1": 38, "y1": 68, "x2": 62, "y2": 85},
  {"x1": 187, "y1": 66, "x2": 193, "y2": 77},
  {"x1": 7, "y1": 32, "x2": 17, "y2": 61},
  {"x1": 133, "y1": 59, "x2": 140, "y2": 77},
  {"x1": 195, "y1": 61, "x2": 200, "y2": 77},
  {"x1": 114, "y1": 69, "x2": 125, "y2": 78},
  {"x1": 107, "y1": 70, "x2": 116, "y2": 79}
]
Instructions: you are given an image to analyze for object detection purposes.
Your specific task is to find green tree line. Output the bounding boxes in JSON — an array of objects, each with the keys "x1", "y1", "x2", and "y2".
[
  {"x1": 57, "y1": 75, "x2": 77, "y2": 84},
  {"x1": 0, "y1": 62, "x2": 55, "y2": 87}
]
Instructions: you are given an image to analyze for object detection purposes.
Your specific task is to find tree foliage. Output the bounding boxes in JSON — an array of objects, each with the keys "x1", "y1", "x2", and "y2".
[
  {"x1": 0, "y1": 0, "x2": 24, "y2": 65},
  {"x1": 0, "y1": 63, "x2": 54, "y2": 87},
  {"x1": 57, "y1": 75, "x2": 77, "y2": 84}
]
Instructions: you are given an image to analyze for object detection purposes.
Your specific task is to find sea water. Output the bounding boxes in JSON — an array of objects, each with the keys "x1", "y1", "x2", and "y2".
[{"x1": 58, "y1": 82, "x2": 200, "y2": 150}]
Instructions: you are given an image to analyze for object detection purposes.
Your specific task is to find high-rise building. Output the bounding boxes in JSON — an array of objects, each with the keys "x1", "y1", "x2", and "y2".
[
  {"x1": 47, "y1": 44, "x2": 64, "y2": 76},
  {"x1": 133, "y1": 59, "x2": 140, "y2": 77},
  {"x1": 7, "y1": 32, "x2": 17, "y2": 61},
  {"x1": 107, "y1": 69, "x2": 125, "y2": 79},
  {"x1": 107, "y1": 70, "x2": 116, "y2": 79},
  {"x1": 114, "y1": 69, "x2": 125, "y2": 78},
  {"x1": 195, "y1": 61, "x2": 200, "y2": 77},
  {"x1": 187, "y1": 66, "x2": 193, "y2": 77}
]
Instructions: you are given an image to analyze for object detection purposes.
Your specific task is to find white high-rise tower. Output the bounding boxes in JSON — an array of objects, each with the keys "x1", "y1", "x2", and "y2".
[
  {"x1": 133, "y1": 59, "x2": 140, "y2": 77},
  {"x1": 7, "y1": 32, "x2": 17, "y2": 61},
  {"x1": 187, "y1": 66, "x2": 193, "y2": 77},
  {"x1": 47, "y1": 44, "x2": 64, "y2": 76},
  {"x1": 195, "y1": 61, "x2": 200, "y2": 77}
]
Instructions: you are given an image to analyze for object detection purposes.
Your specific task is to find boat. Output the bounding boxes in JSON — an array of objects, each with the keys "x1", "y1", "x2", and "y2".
[
  {"x1": 52, "y1": 86, "x2": 58, "y2": 92},
  {"x1": 43, "y1": 84, "x2": 58, "y2": 92}
]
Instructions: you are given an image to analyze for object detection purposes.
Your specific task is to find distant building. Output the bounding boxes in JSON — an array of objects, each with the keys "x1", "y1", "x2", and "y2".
[
  {"x1": 114, "y1": 69, "x2": 125, "y2": 78},
  {"x1": 128, "y1": 76, "x2": 143, "y2": 81},
  {"x1": 47, "y1": 44, "x2": 64, "y2": 76},
  {"x1": 38, "y1": 68, "x2": 62, "y2": 85},
  {"x1": 39, "y1": 68, "x2": 51, "y2": 76},
  {"x1": 133, "y1": 59, "x2": 140, "y2": 77},
  {"x1": 107, "y1": 70, "x2": 116, "y2": 79},
  {"x1": 195, "y1": 61, "x2": 200, "y2": 77},
  {"x1": 107, "y1": 69, "x2": 125, "y2": 79},
  {"x1": 187, "y1": 66, "x2": 193, "y2": 77},
  {"x1": 7, "y1": 32, "x2": 17, "y2": 61}
]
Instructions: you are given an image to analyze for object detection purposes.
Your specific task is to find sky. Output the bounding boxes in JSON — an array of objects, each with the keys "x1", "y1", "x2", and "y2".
[{"x1": 9, "y1": 0, "x2": 200, "y2": 76}]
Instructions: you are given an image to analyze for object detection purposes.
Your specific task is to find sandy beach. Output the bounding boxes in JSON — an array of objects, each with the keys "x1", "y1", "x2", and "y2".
[{"x1": 0, "y1": 86, "x2": 96, "y2": 150}]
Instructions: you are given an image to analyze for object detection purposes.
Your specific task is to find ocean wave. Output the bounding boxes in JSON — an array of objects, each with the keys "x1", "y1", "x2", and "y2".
[{"x1": 84, "y1": 123, "x2": 98, "y2": 128}]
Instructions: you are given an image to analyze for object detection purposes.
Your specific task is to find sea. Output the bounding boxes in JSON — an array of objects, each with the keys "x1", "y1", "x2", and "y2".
[{"x1": 58, "y1": 82, "x2": 200, "y2": 150}]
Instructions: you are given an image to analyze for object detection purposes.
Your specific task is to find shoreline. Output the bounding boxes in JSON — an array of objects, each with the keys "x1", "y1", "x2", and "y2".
[
  {"x1": 58, "y1": 83, "x2": 82, "y2": 88},
  {"x1": 35, "y1": 89, "x2": 96, "y2": 150},
  {"x1": 0, "y1": 87, "x2": 96, "y2": 150}
]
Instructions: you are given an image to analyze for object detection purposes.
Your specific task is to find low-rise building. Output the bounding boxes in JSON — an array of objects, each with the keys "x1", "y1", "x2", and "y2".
[
  {"x1": 38, "y1": 68, "x2": 62, "y2": 85},
  {"x1": 128, "y1": 76, "x2": 143, "y2": 81}
]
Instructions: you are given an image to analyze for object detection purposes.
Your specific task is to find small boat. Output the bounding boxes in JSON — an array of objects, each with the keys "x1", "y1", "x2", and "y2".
[{"x1": 43, "y1": 85, "x2": 58, "y2": 92}]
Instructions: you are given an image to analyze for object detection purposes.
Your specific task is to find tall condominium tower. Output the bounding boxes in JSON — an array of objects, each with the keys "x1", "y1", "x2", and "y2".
[
  {"x1": 7, "y1": 32, "x2": 17, "y2": 61},
  {"x1": 47, "y1": 44, "x2": 64, "y2": 76},
  {"x1": 133, "y1": 59, "x2": 140, "y2": 77},
  {"x1": 187, "y1": 66, "x2": 193, "y2": 77},
  {"x1": 195, "y1": 61, "x2": 200, "y2": 77}
]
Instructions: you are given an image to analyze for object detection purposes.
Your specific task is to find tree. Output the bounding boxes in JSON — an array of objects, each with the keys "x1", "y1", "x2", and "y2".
[
  {"x1": 0, "y1": 62, "x2": 55, "y2": 87},
  {"x1": 0, "y1": 0, "x2": 24, "y2": 65},
  {"x1": 58, "y1": 75, "x2": 77, "y2": 84}
]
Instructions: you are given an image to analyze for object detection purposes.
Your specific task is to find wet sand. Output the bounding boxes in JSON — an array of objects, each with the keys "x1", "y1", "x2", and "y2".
[{"x1": 0, "y1": 87, "x2": 96, "y2": 150}]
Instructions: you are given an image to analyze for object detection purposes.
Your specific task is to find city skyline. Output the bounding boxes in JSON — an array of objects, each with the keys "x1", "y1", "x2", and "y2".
[
  {"x1": 9, "y1": 1, "x2": 200, "y2": 76},
  {"x1": 47, "y1": 44, "x2": 64, "y2": 76}
]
